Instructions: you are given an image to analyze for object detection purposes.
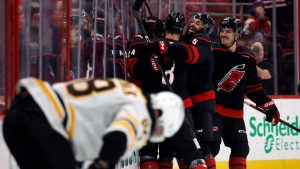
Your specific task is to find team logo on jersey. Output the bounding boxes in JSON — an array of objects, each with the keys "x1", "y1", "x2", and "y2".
[{"x1": 217, "y1": 64, "x2": 245, "y2": 92}]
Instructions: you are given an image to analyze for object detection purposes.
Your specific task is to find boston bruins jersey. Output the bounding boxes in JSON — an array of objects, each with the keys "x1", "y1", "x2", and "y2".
[{"x1": 17, "y1": 78, "x2": 152, "y2": 161}]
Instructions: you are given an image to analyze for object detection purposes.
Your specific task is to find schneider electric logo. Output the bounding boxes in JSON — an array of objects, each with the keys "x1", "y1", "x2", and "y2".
[{"x1": 249, "y1": 116, "x2": 299, "y2": 154}]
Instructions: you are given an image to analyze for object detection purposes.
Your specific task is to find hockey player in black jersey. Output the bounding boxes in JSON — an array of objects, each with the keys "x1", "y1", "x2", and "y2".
[
  {"x1": 80, "y1": 18, "x2": 127, "y2": 79},
  {"x1": 127, "y1": 16, "x2": 164, "y2": 86},
  {"x1": 182, "y1": 13, "x2": 216, "y2": 169},
  {"x1": 128, "y1": 12, "x2": 208, "y2": 169},
  {"x1": 145, "y1": 12, "x2": 217, "y2": 169},
  {"x1": 211, "y1": 17, "x2": 280, "y2": 169}
]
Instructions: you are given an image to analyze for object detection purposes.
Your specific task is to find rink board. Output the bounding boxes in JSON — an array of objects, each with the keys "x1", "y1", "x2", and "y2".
[{"x1": 1, "y1": 98, "x2": 300, "y2": 169}]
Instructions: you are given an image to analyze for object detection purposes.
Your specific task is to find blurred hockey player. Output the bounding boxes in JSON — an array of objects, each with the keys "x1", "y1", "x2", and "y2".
[
  {"x1": 211, "y1": 17, "x2": 280, "y2": 169},
  {"x1": 80, "y1": 17, "x2": 128, "y2": 79},
  {"x1": 3, "y1": 78, "x2": 185, "y2": 169},
  {"x1": 129, "y1": 12, "x2": 208, "y2": 169}
]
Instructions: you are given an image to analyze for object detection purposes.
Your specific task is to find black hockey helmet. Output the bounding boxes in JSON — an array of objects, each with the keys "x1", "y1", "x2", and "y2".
[
  {"x1": 190, "y1": 12, "x2": 215, "y2": 34},
  {"x1": 165, "y1": 11, "x2": 185, "y2": 33},
  {"x1": 142, "y1": 16, "x2": 164, "y2": 38},
  {"x1": 219, "y1": 17, "x2": 242, "y2": 35}
]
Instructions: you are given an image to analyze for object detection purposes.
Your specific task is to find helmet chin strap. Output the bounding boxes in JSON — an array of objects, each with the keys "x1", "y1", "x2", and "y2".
[
  {"x1": 222, "y1": 39, "x2": 236, "y2": 49},
  {"x1": 222, "y1": 33, "x2": 238, "y2": 49}
]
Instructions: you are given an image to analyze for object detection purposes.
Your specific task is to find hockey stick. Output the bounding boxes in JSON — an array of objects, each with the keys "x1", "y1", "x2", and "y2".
[
  {"x1": 133, "y1": 0, "x2": 173, "y2": 92},
  {"x1": 244, "y1": 101, "x2": 300, "y2": 133},
  {"x1": 133, "y1": 0, "x2": 200, "y2": 149},
  {"x1": 144, "y1": 0, "x2": 153, "y2": 17}
]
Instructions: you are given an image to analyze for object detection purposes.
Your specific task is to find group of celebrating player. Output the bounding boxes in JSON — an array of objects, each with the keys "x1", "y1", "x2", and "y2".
[
  {"x1": 2, "y1": 9, "x2": 281, "y2": 169},
  {"x1": 126, "y1": 11, "x2": 280, "y2": 169}
]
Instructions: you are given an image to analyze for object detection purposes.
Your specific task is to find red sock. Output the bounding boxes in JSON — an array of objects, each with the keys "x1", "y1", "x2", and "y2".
[
  {"x1": 158, "y1": 161, "x2": 173, "y2": 169},
  {"x1": 177, "y1": 159, "x2": 187, "y2": 169},
  {"x1": 205, "y1": 156, "x2": 216, "y2": 169},
  {"x1": 140, "y1": 160, "x2": 158, "y2": 169},
  {"x1": 229, "y1": 157, "x2": 246, "y2": 169}
]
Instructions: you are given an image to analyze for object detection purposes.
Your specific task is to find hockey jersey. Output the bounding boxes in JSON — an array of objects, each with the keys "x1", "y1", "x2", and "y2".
[
  {"x1": 212, "y1": 44, "x2": 271, "y2": 118},
  {"x1": 16, "y1": 77, "x2": 152, "y2": 161},
  {"x1": 160, "y1": 33, "x2": 215, "y2": 104},
  {"x1": 182, "y1": 33, "x2": 215, "y2": 104},
  {"x1": 127, "y1": 38, "x2": 192, "y2": 108}
]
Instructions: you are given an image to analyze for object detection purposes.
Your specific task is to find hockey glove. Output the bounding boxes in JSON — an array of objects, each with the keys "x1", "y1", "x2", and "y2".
[
  {"x1": 144, "y1": 40, "x2": 169, "y2": 55},
  {"x1": 88, "y1": 161, "x2": 103, "y2": 169},
  {"x1": 259, "y1": 100, "x2": 280, "y2": 125},
  {"x1": 189, "y1": 159, "x2": 208, "y2": 169},
  {"x1": 88, "y1": 160, "x2": 110, "y2": 169}
]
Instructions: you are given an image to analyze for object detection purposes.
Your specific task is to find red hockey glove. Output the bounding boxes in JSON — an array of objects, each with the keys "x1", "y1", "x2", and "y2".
[
  {"x1": 259, "y1": 100, "x2": 280, "y2": 125},
  {"x1": 144, "y1": 40, "x2": 169, "y2": 55}
]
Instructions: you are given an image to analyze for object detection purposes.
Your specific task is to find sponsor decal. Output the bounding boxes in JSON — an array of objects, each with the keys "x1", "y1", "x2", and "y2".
[{"x1": 249, "y1": 116, "x2": 300, "y2": 154}]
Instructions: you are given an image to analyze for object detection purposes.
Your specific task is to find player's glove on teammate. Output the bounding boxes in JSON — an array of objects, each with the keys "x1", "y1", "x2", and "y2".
[
  {"x1": 259, "y1": 100, "x2": 280, "y2": 125},
  {"x1": 144, "y1": 40, "x2": 169, "y2": 56}
]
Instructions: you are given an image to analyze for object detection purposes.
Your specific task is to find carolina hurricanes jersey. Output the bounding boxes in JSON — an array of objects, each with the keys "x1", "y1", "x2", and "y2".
[
  {"x1": 183, "y1": 33, "x2": 216, "y2": 104},
  {"x1": 212, "y1": 44, "x2": 270, "y2": 118},
  {"x1": 127, "y1": 38, "x2": 192, "y2": 108},
  {"x1": 16, "y1": 77, "x2": 152, "y2": 161},
  {"x1": 156, "y1": 33, "x2": 215, "y2": 105}
]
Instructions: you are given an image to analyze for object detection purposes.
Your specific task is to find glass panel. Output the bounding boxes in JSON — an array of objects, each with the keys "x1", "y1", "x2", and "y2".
[
  {"x1": 75, "y1": 0, "x2": 131, "y2": 80},
  {"x1": 0, "y1": 0, "x2": 5, "y2": 112},
  {"x1": 18, "y1": 0, "x2": 69, "y2": 83},
  {"x1": 239, "y1": 0, "x2": 295, "y2": 95},
  {"x1": 272, "y1": 1, "x2": 295, "y2": 94}
]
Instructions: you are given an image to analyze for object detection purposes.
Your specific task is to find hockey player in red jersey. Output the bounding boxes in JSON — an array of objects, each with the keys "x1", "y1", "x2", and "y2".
[
  {"x1": 211, "y1": 17, "x2": 280, "y2": 169},
  {"x1": 3, "y1": 78, "x2": 185, "y2": 169}
]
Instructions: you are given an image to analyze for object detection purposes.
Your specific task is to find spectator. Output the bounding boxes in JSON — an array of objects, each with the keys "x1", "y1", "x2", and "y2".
[
  {"x1": 250, "y1": 41, "x2": 274, "y2": 94},
  {"x1": 242, "y1": 0, "x2": 271, "y2": 45}
]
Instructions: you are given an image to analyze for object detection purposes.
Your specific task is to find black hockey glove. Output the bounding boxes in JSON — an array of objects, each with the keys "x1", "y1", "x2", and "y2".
[
  {"x1": 88, "y1": 161, "x2": 103, "y2": 169},
  {"x1": 259, "y1": 100, "x2": 280, "y2": 125},
  {"x1": 144, "y1": 40, "x2": 169, "y2": 56}
]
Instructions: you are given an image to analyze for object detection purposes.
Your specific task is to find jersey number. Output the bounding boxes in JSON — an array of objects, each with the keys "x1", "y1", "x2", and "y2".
[
  {"x1": 67, "y1": 79, "x2": 115, "y2": 97},
  {"x1": 162, "y1": 62, "x2": 175, "y2": 85},
  {"x1": 217, "y1": 64, "x2": 245, "y2": 92}
]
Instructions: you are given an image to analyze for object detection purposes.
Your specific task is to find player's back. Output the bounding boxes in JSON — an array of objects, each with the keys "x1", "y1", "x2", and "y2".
[{"x1": 17, "y1": 78, "x2": 150, "y2": 161}]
